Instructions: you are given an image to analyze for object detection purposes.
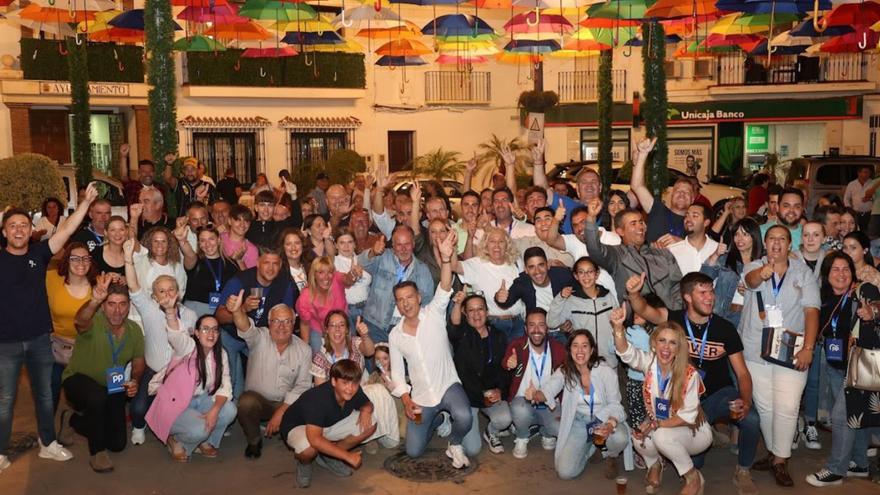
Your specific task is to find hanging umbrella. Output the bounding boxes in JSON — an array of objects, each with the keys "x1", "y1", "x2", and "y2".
[
  {"x1": 421, "y1": 13, "x2": 496, "y2": 37},
  {"x1": 549, "y1": 48, "x2": 603, "y2": 57},
  {"x1": 570, "y1": 26, "x2": 637, "y2": 45},
  {"x1": 330, "y1": 3, "x2": 401, "y2": 29},
  {"x1": 716, "y1": 0, "x2": 831, "y2": 15},
  {"x1": 205, "y1": 22, "x2": 272, "y2": 41},
  {"x1": 503, "y1": 39, "x2": 561, "y2": 53},
  {"x1": 495, "y1": 51, "x2": 542, "y2": 63},
  {"x1": 238, "y1": 0, "x2": 318, "y2": 22},
  {"x1": 171, "y1": 0, "x2": 229, "y2": 6},
  {"x1": 645, "y1": 0, "x2": 719, "y2": 19},
  {"x1": 820, "y1": 30, "x2": 880, "y2": 52},
  {"x1": 504, "y1": 11, "x2": 573, "y2": 38},
  {"x1": 733, "y1": 12, "x2": 803, "y2": 26},
  {"x1": 375, "y1": 55, "x2": 427, "y2": 65},
  {"x1": 241, "y1": 46, "x2": 300, "y2": 57},
  {"x1": 705, "y1": 32, "x2": 763, "y2": 47},
  {"x1": 625, "y1": 33, "x2": 682, "y2": 45},
  {"x1": 563, "y1": 38, "x2": 611, "y2": 50},
  {"x1": 273, "y1": 17, "x2": 336, "y2": 33},
  {"x1": 311, "y1": 39, "x2": 366, "y2": 52},
  {"x1": 281, "y1": 31, "x2": 345, "y2": 45},
  {"x1": 749, "y1": 38, "x2": 806, "y2": 54},
  {"x1": 356, "y1": 21, "x2": 424, "y2": 39},
  {"x1": 31, "y1": 0, "x2": 117, "y2": 11},
  {"x1": 173, "y1": 35, "x2": 227, "y2": 52},
  {"x1": 177, "y1": 4, "x2": 249, "y2": 24},
  {"x1": 579, "y1": 17, "x2": 641, "y2": 28},
  {"x1": 586, "y1": 0, "x2": 652, "y2": 20},
  {"x1": 813, "y1": 1, "x2": 880, "y2": 27},
  {"x1": 436, "y1": 54, "x2": 490, "y2": 64},
  {"x1": 16, "y1": 4, "x2": 97, "y2": 23},
  {"x1": 388, "y1": 0, "x2": 464, "y2": 4},
  {"x1": 375, "y1": 38, "x2": 433, "y2": 55},
  {"x1": 437, "y1": 40, "x2": 500, "y2": 55},
  {"x1": 790, "y1": 16, "x2": 853, "y2": 36}
]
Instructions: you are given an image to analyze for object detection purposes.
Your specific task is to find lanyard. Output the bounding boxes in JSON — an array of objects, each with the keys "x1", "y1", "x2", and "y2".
[
  {"x1": 582, "y1": 382, "x2": 595, "y2": 418},
  {"x1": 394, "y1": 258, "x2": 408, "y2": 283},
  {"x1": 87, "y1": 226, "x2": 104, "y2": 244},
  {"x1": 655, "y1": 365, "x2": 671, "y2": 398},
  {"x1": 482, "y1": 332, "x2": 493, "y2": 364},
  {"x1": 667, "y1": 208, "x2": 684, "y2": 238},
  {"x1": 330, "y1": 348, "x2": 350, "y2": 365},
  {"x1": 684, "y1": 315, "x2": 711, "y2": 369},
  {"x1": 204, "y1": 258, "x2": 224, "y2": 292},
  {"x1": 830, "y1": 292, "x2": 850, "y2": 337},
  {"x1": 107, "y1": 331, "x2": 127, "y2": 366},
  {"x1": 529, "y1": 342, "x2": 549, "y2": 385},
  {"x1": 771, "y1": 271, "x2": 786, "y2": 299}
]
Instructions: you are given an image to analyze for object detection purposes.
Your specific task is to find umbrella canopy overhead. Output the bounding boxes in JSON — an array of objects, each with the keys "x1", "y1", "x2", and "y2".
[
  {"x1": 375, "y1": 38, "x2": 433, "y2": 55},
  {"x1": 375, "y1": 55, "x2": 427, "y2": 65},
  {"x1": 31, "y1": 0, "x2": 117, "y2": 11},
  {"x1": 205, "y1": 21, "x2": 272, "y2": 41},
  {"x1": 177, "y1": 4, "x2": 248, "y2": 24},
  {"x1": 436, "y1": 54, "x2": 489, "y2": 64},
  {"x1": 281, "y1": 30, "x2": 345, "y2": 45},
  {"x1": 625, "y1": 33, "x2": 681, "y2": 45},
  {"x1": 503, "y1": 39, "x2": 561, "y2": 53},
  {"x1": 241, "y1": 46, "x2": 300, "y2": 57},
  {"x1": 422, "y1": 13, "x2": 496, "y2": 36},
  {"x1": 820, "y1": 30, "x2": 880, "y2": 52},
  {"x1": 646, "y1": 0, "x2": 719, "y2": 19},
  {"x1": 331, "y1": 4, "x2": 401, "y2": 29},
  {"x1": 504, "y1": 11, "x2": 573, "y2": 37},
  {"x1": 571, "y1": 25, "x2": 636, "y2": 45},
  {"x1": 586, "y1": 0, "x2": 652, "y2": 19},
  {"x1": 821, "y1": 1, "x2": 880, "y2": 28},
  {"x1": 749, "y1": 38, "x2": 806, "y2": 54},
  {"x1": 790, "y1": 16, "x2": 854, "y2": 36},
  {"x1": 238, "y1": 0, "x2": 317, "y2": 22},
  {"x1": 15, "y1": 4, "x2": 97, "y2": 23},
  {"x1": 172, "y1": 0, "x2": 230, "y2": 6},
  {"x1": 512, "y1": 0, "x2": 603, "y2": 7},
  {"x1": 173, "y1": 35, "x2": 227, "y2": 52},
  {"x1": 356, "y1": 21, "x2": 424, "y2": 39},
  {"x1": 716, "y1": 0, "x2": 830, "y2": 15}
]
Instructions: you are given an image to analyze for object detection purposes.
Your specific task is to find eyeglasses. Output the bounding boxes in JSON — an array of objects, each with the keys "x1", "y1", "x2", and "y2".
[
  {"x1": 576, "y1": 269, "x2": 597, "y2": 276},
  {"x1": 269, "y1": 318, "x2": 294, "y2": 326},
  {"x1": 69, "y1": 256, "x2": 92, "y2": 264},
  {"x1": 198, "y1": 327, "x2": 220, "y2": 334}
]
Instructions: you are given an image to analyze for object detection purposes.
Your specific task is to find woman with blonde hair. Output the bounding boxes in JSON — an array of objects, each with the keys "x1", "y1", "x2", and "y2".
[
  {"x1": 294, "y1": 256, "x2": 356, "y2": 352},
  {"x1": 611, "y1": 309, "x2": 710, "y2": 495},
  {"x1": 451, "y1": 226, "x2": 524, "y2": 339},
  {"x1": 132, "y1": 226, "x2": 187, "y2": 301}
]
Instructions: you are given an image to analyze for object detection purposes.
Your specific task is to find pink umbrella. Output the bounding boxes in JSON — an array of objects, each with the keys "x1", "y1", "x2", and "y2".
[
  {"x1": 821, "y1": 30, "x2": 880, "y2": 53},
  {"x1": 504, "y1": 11, "x2": 572, "y2": 36},
  {"x1": 177, "y1": 4, "x2": 248, "y2": 24},
  {"x1": 241, "y1": 46, "x2": 300, "y2": 58}
]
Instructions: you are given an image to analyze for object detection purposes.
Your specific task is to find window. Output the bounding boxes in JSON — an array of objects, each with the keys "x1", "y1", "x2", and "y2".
[
  {"x1": 580, "y1": 128, "x2": 631, "y2": 162},
  {"x1": 290, "y1": 132, "x2": 347, "y2": 167},
  {"x1": 192, "y1": 132, "x2": 258, "y2": 184}
]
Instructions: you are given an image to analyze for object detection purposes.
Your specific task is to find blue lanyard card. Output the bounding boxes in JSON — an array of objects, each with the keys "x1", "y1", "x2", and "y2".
[{"x1": 105, "y1": 366, "x2": 126, "y2": 394}]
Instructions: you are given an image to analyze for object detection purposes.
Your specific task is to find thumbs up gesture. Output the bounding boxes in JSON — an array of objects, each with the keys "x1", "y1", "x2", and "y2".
[
  {"x1": 355, "y1": 316, "x2": 369, "y2": 337},
  {"x1": 496, "y1": 280, "x2": 509, "y2": 304}
]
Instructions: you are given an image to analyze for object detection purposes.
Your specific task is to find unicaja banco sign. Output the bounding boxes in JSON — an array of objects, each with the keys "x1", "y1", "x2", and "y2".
[{"x1": 677, "y1": 109, "x2": 746, "y2": 121}]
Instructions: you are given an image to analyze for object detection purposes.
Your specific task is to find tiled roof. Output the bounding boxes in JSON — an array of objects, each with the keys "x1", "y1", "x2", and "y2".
[
  {"x1": 178, "y1": 115, "x2": 272, "y2": 129},
  {"x1": 278, "y1": 116, "x2": 362, "y2": 129}
]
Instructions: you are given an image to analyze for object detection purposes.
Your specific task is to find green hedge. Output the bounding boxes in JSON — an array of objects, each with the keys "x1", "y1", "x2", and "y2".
[
  {"x1": 20, "y1": 38, "x2": 144, "y2": 83},
  {"x1": 186, "y1": 49, "x2": 365, "y2": 88}
]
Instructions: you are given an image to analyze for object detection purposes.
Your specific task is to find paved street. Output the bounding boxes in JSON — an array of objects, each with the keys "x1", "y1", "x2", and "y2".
[{"x1": 1, "y1": 376, "x2": 878, "y2": 495}]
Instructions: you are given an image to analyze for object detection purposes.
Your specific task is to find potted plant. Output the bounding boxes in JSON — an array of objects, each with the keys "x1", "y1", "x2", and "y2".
[{"x1": 517, "y1": 90, "x2": 559, "y2": 144}]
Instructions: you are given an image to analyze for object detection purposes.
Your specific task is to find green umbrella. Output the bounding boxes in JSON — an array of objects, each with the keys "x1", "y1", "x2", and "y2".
[
  {"x1": 173, "y1": 35, "x2": 226, "y2": 52},
  {"x1": 585, "y1": 0, "x2": 655, "y2": 20},
  {"x1": 238, "y1": 0, "x2": 317, "y2": 22},
  {"x1": 571, "y1": 26, "x2": 637, "y2": 46},
  {"x1": 733, "y1": 12, "x2": 802, "y2": 27}
]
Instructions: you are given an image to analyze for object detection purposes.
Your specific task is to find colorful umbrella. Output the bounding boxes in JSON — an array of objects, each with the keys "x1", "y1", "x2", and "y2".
[
  {"x1": 504, "y1": 11, "x2": 573, "y2": 38},
  {"x1": 31, "y1": 0, "x2": 117, "y2": 11},
  {"x1": 281, "y1": 31, "x2": 345, "y2": 45},
  {"x1": 177, "y1": 5, "x2": 249, "y2": 24},
  {"x1": 173, "y1": 35, "x2": 227, "y2": 52},
  {"x1": 273, "y1": 17, "x2": 337, "y2": 33},
  {"x1": 717, "y1": 0, "x2": 830, "y2": 15},
  {"x1": 421, "y1": 13, "x2": 496, "y2": 36},
  {"x1": 503, "y1": 39, "x2": 561, "y2": 53},
  {"x1": 820, "y1": 1, "x2": 880, "y2": 28},
  {"x1": 238, "y1": 0, "x2": 317, "y2": 22},
  {"x1": 374, "y1": 55, "x2": 427, "y2": 65},
  {"x1": 645, "y1": 0, "x2": 719, "y2": 19},
  {"x1": 570, "y1": 25, "x2": 636, "y2": 46},
  {"x1": 241, "y1": 46, "x2": 300, "y2": 57},
  {"x1": 790, "y1": 17, "x2": 853, "y2": 37},
  {"x1": 375, "y1": 38, "x2": 433, "y2": 55},
  {"x1": 205, "y1": 22, "x2": 272, "y2": 41},
  {"x1": 563, "y1": 38, "x2": 611, "y2": 50},
  {"x1": 311, "y1": 39, "x2": 366, "y2": 53},
  {"x1": 586, "y1": 0, "x2": 652, "y2": 19},
  {"x1": 705, "y1": 32, "x2": 763, "y2": 47},
  {"x1": 495, "y1": 51, "x2": 542, "y2": 63},
  {"x1": 331, "y1": 4, "x2": 401, "y2": 29},
  {"x1": 733, "y1": 12, "x2": 803, "y2": 26},
  {"x1": 16, "y1": 4, "x2": 96, "y2": 23},
  {"x1": 749, "y1": 38, "x2": 807, "y2": 54},
  {"x1": 625, "y1": 34, "x2": 682, "y2": 45},
  {"x1": 820, "y1": 30, "x2": 880, "y2": 52},
  {"x1": 356, "y1": 22, "x2": 424, "y2": 39},
  {"x1": 172, "y1": 0, "x2": 230, "y2": 6},
  {"x1": 579, "y1": 17, "x2": 641, "y2": 28},
  {"x1": 436, "y1": 54, "x2": 490, "y2": 64}
]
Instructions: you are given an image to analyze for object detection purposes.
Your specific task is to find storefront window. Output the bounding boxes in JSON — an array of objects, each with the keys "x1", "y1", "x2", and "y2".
[
  {"x1": 192, "y1": 132, "x2": 257, "y2": 185},
  {"x1": 580, "y1": 128, "x2": 631, "y2": 162},
  {"x1": 291, "y1": 132, "x2": 347, "y2": 167}
]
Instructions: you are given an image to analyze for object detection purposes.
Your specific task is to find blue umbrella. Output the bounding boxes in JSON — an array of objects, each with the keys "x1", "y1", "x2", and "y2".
[
  {"x1": 281, "y1": 31, "x2": 344, "y2": 45},
  {"x1": 109, "y1": 9, "x2": 182, "y2": 30},
  {"x1": 421, "y1": 13, "x2": 495, "y2": 36},
  {"x1": 749, "y1": 39, "x2": 807, "y2": 54},
  {"x1": 503, "y1": 39, "x2": 560, "y2": 54},
  {"x1": 790, "y1": 18, "x2": 853, "y2": 37},
  {"x1": 626, "y1": 34, "x2": 681, "y2": 46},
  {"x1": 375, "y1": 55, "x2": 427, "y2": 66},
  {"x1": 715, "y1": 0, "x2": 830, "y2": 15}
]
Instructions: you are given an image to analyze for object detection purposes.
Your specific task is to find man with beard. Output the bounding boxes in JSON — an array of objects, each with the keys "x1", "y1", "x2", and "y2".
[
  {"x1": 129, "y1": 188, "x2": 175, "y2": 241},
  {"x1": 502, "y1": 308, "x2": 566, "y2": 459},
  {"x1": 583, "y1": 199, "x2": 683, "y2": 310},
  {"x1": 513, "y1": 207, "x2": 574, "y2": 267},
  {"x1": 490, "y1": 188, "x2": 534, "y2": 240},
  {"x1": 627, "y1": 271, "x2": 760, "y2": 495},
  {"x1": 453, "y1": 190, "x2": 482, "y2": 257},
  {"x1": 71, "y1": 199, "x2": 112, "y2": 253},
  {"x1": 389, "y1": 231, "x2": 474, "y2": 468},
  {"x1": 118, "y1": 144, "x2": 166, "y2": 206},
  {"x1": 165, "y1": 157, "x2": 216, "y2": 217},
  {"x1": 760, "y1": 188, "x2": 804, "y2": 250},
  {"x1": 668, "y1": 203, "x2": 719, "y2": 276},
  {"x1": 630, "y1": 138, "x2": 696, "y2": 246}
]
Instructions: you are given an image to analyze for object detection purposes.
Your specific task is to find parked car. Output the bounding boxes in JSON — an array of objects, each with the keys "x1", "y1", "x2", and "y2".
[
  {"x1": 775, "y1": 154, "x2": 880, "y2": 214},
  {"x1": 56, "y1": 165, "x2": 128, "y2": 219},
  {"x1": 389, "y1": 172, "x2": 465, "y2": 217},
  {"x1": 547, "y1": 160, "x2": 746, "y2": 209}
]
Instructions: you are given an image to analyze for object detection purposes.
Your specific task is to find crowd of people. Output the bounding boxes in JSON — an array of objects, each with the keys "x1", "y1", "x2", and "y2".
[{"x1": 1, "y1": 139, "x2": 879, "y2": 494}]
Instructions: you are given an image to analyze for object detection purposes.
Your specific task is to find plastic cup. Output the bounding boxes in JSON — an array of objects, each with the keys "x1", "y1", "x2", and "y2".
[
  {"x1": 250, "y1": 287, "x2": 264, "y2": 299},
  {"x1": 483, "y1": 390, "x2": 496, "y2": 407},
  {"x1": 728, "y1": 400, "x2": 744, "y2": 421},
  {"x1": 593, "y1": 430, "x2": 607, "y2": 447},
  {"x1": 615, "y1": 477, "x2": 628, "y2": 494},
  {"x1": 413, "y1": 407, "x2": 423, "y2": 425}
]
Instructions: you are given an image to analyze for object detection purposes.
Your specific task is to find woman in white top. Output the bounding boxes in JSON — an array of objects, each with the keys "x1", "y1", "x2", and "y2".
[
  {"x1": 33, "y1": 197, "x2": 66, "y2": 241},
  {"x1": 452, "y1": 226, "x2": 524, "y2": 340},
  {"x1": 131, "y1": 226, "x2": 187, "y2": 301},
  {"x1": 148, "y1": 313, "x2": 236, "y2": 461},
  {"x1": 334, "y1": 228, "x2": 371, "y2": 330},
  {"x1": 538, "y1": 329, "x2": 628, "y2": 480},
  {"x1": 611, "y1": 309, "x2": 710, "y2": 495},
  {"x1": 280, "y1": 228, "x2": 311, "y2": 291}
]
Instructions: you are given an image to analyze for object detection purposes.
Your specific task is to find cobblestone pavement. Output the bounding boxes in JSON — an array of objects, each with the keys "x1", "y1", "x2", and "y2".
[{"x1": 1, "y1": 377, "x2": 878, "y2": 495}]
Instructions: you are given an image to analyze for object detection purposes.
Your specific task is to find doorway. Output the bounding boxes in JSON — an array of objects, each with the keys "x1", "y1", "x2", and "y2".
[{"x1": 388, "y1": 131, "x2": 414, "y2": 173}]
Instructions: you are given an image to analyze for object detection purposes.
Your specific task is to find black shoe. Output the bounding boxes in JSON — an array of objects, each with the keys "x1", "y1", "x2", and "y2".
[
  {"x1": 752, "y1": 453, "x2": 773, "y2": 471},
  {"x1": 245, "y1": 440, "x2": 262, "y2": 459}
]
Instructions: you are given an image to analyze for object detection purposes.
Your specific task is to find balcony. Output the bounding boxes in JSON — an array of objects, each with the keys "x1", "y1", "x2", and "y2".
[
  {"x1": 557, "y1": 69, "x2": 627, "y2": 103},
  {"x1": 714, "y1": 53, "x2": 871, "y2": 86},
  {"x1": 424, "y1": 71, "x2": 491, "y2": 105},
  {"x1": 19, "y1": 38, "x2": 144, "y2": 83}
]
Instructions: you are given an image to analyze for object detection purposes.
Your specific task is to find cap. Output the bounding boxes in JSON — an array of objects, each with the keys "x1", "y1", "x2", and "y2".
[{"x1": 316, "y1": 172, "x2": 329, "y2": 180}]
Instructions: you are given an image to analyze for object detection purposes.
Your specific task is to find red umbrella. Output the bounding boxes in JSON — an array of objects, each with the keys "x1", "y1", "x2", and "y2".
[
  {"x1": 822, "y1": 1, "x2": 880, "y2": 28},
  {"x1": 579, "y1": 17, "x2": 640, "y2": 28},
  {"x1": 177, "y1": 5, "x2": 248, "y2": 24},
  {"x1": 821, "y1": 30, "x2": 880, "y2": 53},
  {"x1": 705, "y1": 32, "x2": 763, "y2": 48},
  {"x1": 172, "y1": 0, "x2": 229, "y2": 6},
  {"x1": 242, "y1": 46, "x2": 299, "y2": 57}
]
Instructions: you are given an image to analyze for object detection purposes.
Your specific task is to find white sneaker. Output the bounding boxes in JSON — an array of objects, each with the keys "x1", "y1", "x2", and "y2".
[
  {"x1": 38, "y1": 441, "x2": 73, "y2": 462},
  {"x1": 131, "y1": 427, "x2": 146, "y2": 446},
  {"x1": 513, "y1": 438, "x2": 529, "y2": 459},
  {"x1": 0, "y1": 454, "x2": 10, "y2": 472},
  {"x1": 437, "y1": 412, "x2": 452, "y2": 438},
  {"x1": 791, "y1": 430, "x2": 800, "y2": 450},
  {"x1": 445, "y1": 443, "x2": 470, "y2": 469},
  {"x1": 804, "y1": 424, "x2": 821, "y2": 450},
  {"x1": 540, "y1": 436, "x2": 556, "y2": 451}
]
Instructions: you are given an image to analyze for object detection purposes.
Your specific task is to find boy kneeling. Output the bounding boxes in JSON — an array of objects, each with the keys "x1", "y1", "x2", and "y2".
[{"x1": 281, "y1": 359, "x2": 378, "y2": 488}]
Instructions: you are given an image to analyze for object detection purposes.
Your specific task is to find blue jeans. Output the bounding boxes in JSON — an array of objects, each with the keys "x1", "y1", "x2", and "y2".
[
  {"x1": 488, "y1": 316, "x2": 524, "y2": 342},
  {"x1": 694, "y1": 385, "x2": 761, "y2": 469},
  {"x1": 365, "y1": 319, "x2": 392, "y2": 346},
  {"x1": 221, "y1": 330, "x2": 248, "y2": 401},
  {"x1": 405, "y1": 383, "x2": 472, "y2": 458},
  {"x1": 348, "y1": 304, "x2": 365, "y2": 335},
  {"x1": 0, "y1": 333, "x2": 57, "y2": 453},
  {"x1": 825, "y1": 366, "x2": 878, "y2": 475},
  {"x1": 130, "y1": 367, "x2": 156, "y2": 430},
  {"x1": 169, "y1": 394, "x2": 238, "y2": 456},
  {"x1": 556, "y1": 412, "x2": 630, "y2": 480},
  {"x1": 510, "y1": 396, "x2": 561, "y2": 439},
  {"x1": 804, "y1": 345, "x2": 831, "y2": 423},
  {"x1": 461, "y1": 401, "x2": 513, "y2": 457},
  {"x1": 307, "y1": 329, "x2": 323, "y2": 354},
  {"x1": 51, "y1": 362, "x2": 65, "y2": 412}
]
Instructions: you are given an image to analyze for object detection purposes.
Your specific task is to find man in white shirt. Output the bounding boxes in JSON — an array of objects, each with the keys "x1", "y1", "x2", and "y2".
[
  {"x1": 389, "y1": 231, "x2": 474, "y2": 468},
  {"x1": 491, "y1": 188, "x2": 535, "y2": 240},
  {"x1": 667, "y1": 203, "x2": 719, "y2": 277},
  {"x1": 846, "y1": 164, "x2": 874, "y2": 231},
  {"x1": 502, "y1": 309, "x2": 567, "y2": 459}
]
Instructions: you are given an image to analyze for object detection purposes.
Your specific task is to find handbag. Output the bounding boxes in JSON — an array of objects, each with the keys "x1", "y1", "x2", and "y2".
[
  {"x1": 50, "y1": 334, "x2": 76, "y2": 365},
  {"x1": 845, "y1": 346, "x2": 880, "y2": 392},
  {"x1": 757, "y1": 292, "x2": 804, "y2": 369}
]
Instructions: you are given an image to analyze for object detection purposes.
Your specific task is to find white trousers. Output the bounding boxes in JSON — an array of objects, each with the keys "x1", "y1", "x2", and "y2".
[
  {"x1": 746, "y1": 359, "x2": 808, "y2": 459},
  {"x1": 634, "y1": 423, "x2": 712, "y2": 476}
]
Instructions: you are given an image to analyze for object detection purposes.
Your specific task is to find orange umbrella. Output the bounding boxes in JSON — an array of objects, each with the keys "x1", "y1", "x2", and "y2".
[
  {"x1": 645, "y1": 0, "x2": 719, "y2": 20},
  {"x1": 171, "y1": 0, "x2": 229, "y2": 6},
  {"x1": 18, "y1": 4, "x2": 97, "y2": 23},
  {"x1": 375, "y1": 38, "x2": 432, "y2": 56},
  {"x1": 563, "y1": 38, "x2": 611, "y2": 51},
  {"x1": 205, "y1": 21, "x2": 271, "y2": 41},
  {"x1": 356, "y1": 20, "x2": 422, "y2": 39},
  {"x1": 89, "y1": 27, "x2": 144, "y2": 43},
  {"x1": 579, "y1": 17, "x2": 640, "y2": 28}
]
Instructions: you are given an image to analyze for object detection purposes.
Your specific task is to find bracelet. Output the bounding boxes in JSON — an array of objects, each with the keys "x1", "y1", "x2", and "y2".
[{"x1": 441, "y1": 259, "x2": 451, "y2": 264}]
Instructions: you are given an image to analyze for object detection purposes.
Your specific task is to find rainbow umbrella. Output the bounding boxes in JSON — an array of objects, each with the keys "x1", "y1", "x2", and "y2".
[
  {"x1": 374, "y1": 55, "x2": 427, "y2": 65},
  {"x1": 177, "y1": 4, "x2": 249, "y2": 24},
  {"x1": 710, "y1": 13, "x2": 768, "y2": 34},
  {"x1": 504, "y1": 11, "x2": 573, "y2": 39},
  {"x1": 570, "y1": 25, "x2": 637, "y2": 45}
]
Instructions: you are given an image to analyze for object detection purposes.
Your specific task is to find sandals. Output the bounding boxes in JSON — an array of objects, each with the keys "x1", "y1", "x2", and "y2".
[
  {"x1": 646, "y1": 461, "x2": 664, "y2": 494},
  {"x1": 166, "y1": 436, "x2": 189, "y2": 463},
  {"x1": 195, "y1": 442, "x2": 219, "y2": 458}
]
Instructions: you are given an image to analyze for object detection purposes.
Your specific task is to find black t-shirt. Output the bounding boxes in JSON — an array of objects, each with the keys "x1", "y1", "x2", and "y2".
[
  {"x1": 668, "y1": 310, "x2": 744, "y2": 397},
  {"x1": 280, "y1": 381, "x2": 370, "y2": 441},
  {"x1": 184, "y1": 257, "x2": 240, "y2": 304},
  {"x1": 70, "y1": 225, "x2": 105, "y2": 253},
  {"x1": 0, "y1": 241, "x2": 53, "y2": 343},
  {"x1": 93, "y1": 246, "x2": 125, "y2": 276},
  {"x1": 246, "y1": 220, "x2": 281, "y2": 250},
  {"x1": 646, "y1": 202, "x2": 685, "y2": 244},
  {"x1": 216, "y1": 177, "x2": 241, "y2": 204},
  {"x1": 137, "y1": 215, "x2": 176, "y2": 240}
]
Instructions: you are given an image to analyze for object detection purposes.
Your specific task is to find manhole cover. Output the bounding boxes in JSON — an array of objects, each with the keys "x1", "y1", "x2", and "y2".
[
  {"x1": 8, "y1": 432, "x2": 37, "y2": 460},
  {"x1": 384, "y1": 447, "x2": 478, "y2": 482}
]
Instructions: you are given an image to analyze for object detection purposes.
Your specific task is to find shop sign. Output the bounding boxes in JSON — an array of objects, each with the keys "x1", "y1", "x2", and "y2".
[
  {"x1": 746, "y1": 125, "x2": 770, "y2": 153},
  {"x1": 582, "y1": 144, "x2": 630, "y2": 162},
  {"x1": 39, "y1": 82, "x2": 130, "y2": 97},
  {"x1": 669, "y1": 143, "x2": 712, "y2": 179}
]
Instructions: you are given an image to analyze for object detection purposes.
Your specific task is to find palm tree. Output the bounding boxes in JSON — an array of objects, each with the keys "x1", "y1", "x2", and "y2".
[
  {"x1": 413, "y1": 148, "x2": 466, "y2": 182},
  {"x1": 476, "y1": 134, "x2": 531, "y2": 177}
]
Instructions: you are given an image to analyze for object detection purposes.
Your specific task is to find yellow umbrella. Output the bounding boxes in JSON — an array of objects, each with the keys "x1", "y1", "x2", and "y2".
[
  {"x1": 871, "y1": 19, "x2": 880, "y2": 32},
  {"x1": 271, "y1": 16, "x2": 335, "y2": 33},
  {"x1": 311, "y1": 39, "x2": 365, "y2": 53},
  {"x1": 375, "y1": 38, "x2": 432, "y2": 56},
  {"x1": 549, "y1": 49, "x2": 602, "y2": 58},
  {"x1": 76, "y1": 9, "x2": 121, "y2": 33},
  {"x1": 710, "y1": 13, "x2": 769, "y2": 36},
  {"x1": 356, "y1": 21, "x2": 422, "y2": 39}
]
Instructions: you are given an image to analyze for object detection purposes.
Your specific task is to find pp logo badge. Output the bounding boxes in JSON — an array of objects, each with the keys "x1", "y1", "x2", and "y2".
[{"x1": 657, "y1": 402, "x2": 667, "y2": 413}]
